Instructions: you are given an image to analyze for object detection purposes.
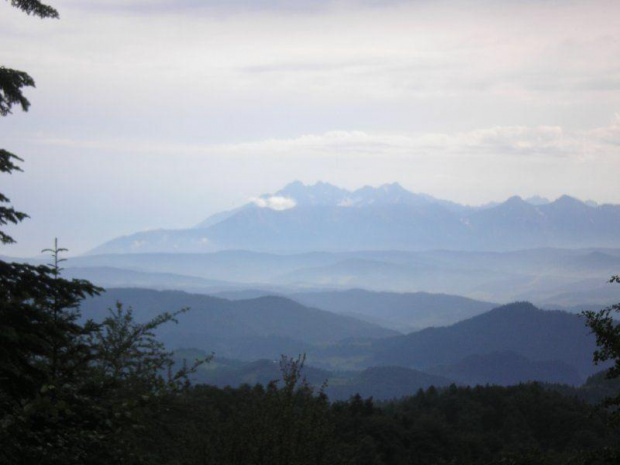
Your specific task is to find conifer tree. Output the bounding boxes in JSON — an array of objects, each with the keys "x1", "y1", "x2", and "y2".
[
  {"x1": 0, "y1": 3, "x2": 101, "y2": 463},
  {"x1": 1, "y1": 7, "x2": 210, "y2": 462}
]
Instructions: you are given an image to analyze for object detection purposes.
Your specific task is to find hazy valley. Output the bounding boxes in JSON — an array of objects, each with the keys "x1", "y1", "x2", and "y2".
[{"x1": 42, "y1": 182, "x2": 618, "y2": 402}]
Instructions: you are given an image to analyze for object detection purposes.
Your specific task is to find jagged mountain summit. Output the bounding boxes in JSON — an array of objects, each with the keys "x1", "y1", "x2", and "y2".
[
  {"x1": 89, "y1": 182, "x2": 620, "y2": 254},
  {"x1": 193, "y1": 181, "x2": 465, "y2": 227},
  {"x1": 256, "y1": 181, "x2": 466, "y2": 210}
]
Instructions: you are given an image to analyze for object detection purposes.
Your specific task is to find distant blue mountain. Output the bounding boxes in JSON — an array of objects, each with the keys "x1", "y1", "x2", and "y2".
[
  {"x1": 289, "y1": 289, "x2": 498, "y2": 331},
  {"x1": 79, "y1": 288, "x2": 397, "y2": 361},
  {"x1": 89, "y1": 182, "x2": 620, "y2": 254},
  {"x1": 369, "y1": 302, "x2": 601, "y2": 379}
]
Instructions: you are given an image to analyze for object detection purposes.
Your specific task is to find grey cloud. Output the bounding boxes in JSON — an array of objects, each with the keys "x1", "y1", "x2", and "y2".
[
  {"x1": 574, "y1": 77, "x2": 620, "y2": 92},
  {"x1": 240, "y1": 61, "x2": 364, "y2": 74},
  {"x1": 71, "y1": 0, "x2": 338, "y2": 14},
  {"x1": 70, "y1": 0, "x2": 432, "y2": 15},
  {"x1": 240, "y1": 57, "x2": 463, "y2": 75}
]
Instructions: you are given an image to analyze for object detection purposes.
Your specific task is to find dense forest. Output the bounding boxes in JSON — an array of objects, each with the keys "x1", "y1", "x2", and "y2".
[{"x1": 143, "y1": 376, "x2": 620, "y2": 465}]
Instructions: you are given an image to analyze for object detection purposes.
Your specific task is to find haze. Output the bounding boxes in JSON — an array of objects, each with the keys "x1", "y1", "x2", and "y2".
[{"x1": 2, "y1": 0, "x2": 619, "y2": 255}]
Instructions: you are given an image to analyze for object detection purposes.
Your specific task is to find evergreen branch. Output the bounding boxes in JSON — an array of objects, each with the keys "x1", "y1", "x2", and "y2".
[
  {"x1": 7, "y1": 0, "x2": 59, "y2": 19},
  {"x1": 0, "y1": 67, "x2": 36, "y2": 115}
]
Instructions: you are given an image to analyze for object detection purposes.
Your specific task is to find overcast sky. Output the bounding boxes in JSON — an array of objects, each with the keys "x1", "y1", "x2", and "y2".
[{"x1": 2, "y1": 0, "x2": 619, "y2": 256}]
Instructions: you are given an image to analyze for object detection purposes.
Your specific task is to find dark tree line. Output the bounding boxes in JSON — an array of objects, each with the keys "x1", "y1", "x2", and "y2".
[{"x1": 112, "y1": 378, "x2": 620, "y2": 465}]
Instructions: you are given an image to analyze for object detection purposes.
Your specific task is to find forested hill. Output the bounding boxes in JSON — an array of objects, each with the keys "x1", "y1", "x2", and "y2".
[
  {"x1": 369, "y1": 302, "x2": 600, "y2": 378},
  {"x1": 427, "y1": 351, "x2": 583, "y2": 386},
  {"x1": 79, "y1": 288, "x2": 396, "y2": 360},
  {"x1": 81, "y1": 291, "x2": 605, "y2": 387},
  {"x1": 183, "y1": 356, "x2": 454, "y2": 401}
]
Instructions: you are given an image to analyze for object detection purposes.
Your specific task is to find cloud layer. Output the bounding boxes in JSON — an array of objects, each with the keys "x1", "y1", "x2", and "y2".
[{"x1": 31, "y1": 114, "x2": 620, "y2": 160}]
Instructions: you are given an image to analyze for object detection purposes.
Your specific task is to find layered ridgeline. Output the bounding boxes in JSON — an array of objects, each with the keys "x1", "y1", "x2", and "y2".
[
  {"x1": 364, "y1": 302, "x2": 600, "y2": 380},
  {"x1": 90, "y1": 181, "x2": 620, "y2": 254},
  {"x1": 80, "y1": 289, "x2": 603, "y2": 390},
  {"x1": 54, "y1": 247, "x2": 620, "y2": 306},
  {"x1": 183, "y1": 354, "x2": 598, "y2": 400},
  {"x1": 214, "y1": 289, "x2": 498, "y2": 332},
  {"x1": 78, "y1": 288, "x2": 396, "y2": 361},
  {"x1": 288, "y1": 289, "x2": 498, "y2": 331}
]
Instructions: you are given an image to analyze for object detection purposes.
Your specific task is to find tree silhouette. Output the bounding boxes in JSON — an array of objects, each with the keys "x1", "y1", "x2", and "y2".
[
  {"x1": 1, "y1": 11, "x2": 209, "y2": 463},
  {"x1": 583, "y1": 275, "x2": 620, "y2": 423},
  {"x1": 0, "y1": 4, "x2": 101, "y2": 463},
  {"x1": 6, "y1": 1, "x2": 58, "y2": 18}
]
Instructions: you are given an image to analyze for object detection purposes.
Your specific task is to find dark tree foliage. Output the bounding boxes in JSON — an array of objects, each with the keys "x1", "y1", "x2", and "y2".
[
  {"x1": 0, "y1": 260, "x2": 100, "y2": 400},
  {"x1": 330, "y1": 383, "x2": 620, "y2": 464},
  {"x1": 0, "y1": 240, "x2": 103, "y2": 464},
  {"x1": 0, "y1": 149, "x2": 28, "y2": 244},
  {"x1": 0, "y1": 5, "x2": 111, "y2": 455},
  {"x1": 0, "y1": 2, "x2": 54, "y2": 117},
  {"x1": 1, "y1": 3, "x2": 206, "y2": 464},
  {"x1": 0, "y1": 67, "x2": 36, "y2": 116},
  {"x1": 124, "y1": 380, "x2": 620, "y2": 465},
  {"x1": 7, "y1": 0, "x2": 58, "y2": 18},
  {"x1": 137, "y1": 355, "x2": 337, "y2": 465},
  {"x1": 0, "y1": 263, "x2": 207, "y2": 464},
  {"x1": 583, "y1": 275, "x2": 620, "y2": 423},
  {"x1": 1, "y1": 0, "x2": 97, "y2": 439}
]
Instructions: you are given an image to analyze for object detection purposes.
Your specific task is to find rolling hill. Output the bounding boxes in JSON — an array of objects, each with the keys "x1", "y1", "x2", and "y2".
[
  {"x1": 78, "y1": 288, "x2": 397, "y2": 360},
  {"x1": 80, "y1": 290, "x2": 607, "y2": 388},
  {"x1": 368, "y1": 302, "x2": 601, "y2": 379}
]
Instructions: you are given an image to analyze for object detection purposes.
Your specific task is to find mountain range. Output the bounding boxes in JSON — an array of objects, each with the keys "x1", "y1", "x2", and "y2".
[
  {"x1": 80, "y1": 289, "x2": 603, "y2": 387},
  {"x1": 90, "y1": 181, "x2": 620, "y2": 254}
]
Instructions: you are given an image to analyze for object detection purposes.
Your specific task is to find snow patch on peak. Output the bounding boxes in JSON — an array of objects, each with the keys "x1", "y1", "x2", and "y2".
[{"x1": 250, "y1": 196, "x2": 297, "y2": 211}]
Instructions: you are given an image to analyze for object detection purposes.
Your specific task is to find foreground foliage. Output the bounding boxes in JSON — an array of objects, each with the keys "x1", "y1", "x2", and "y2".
[
  {"x1": 120, "y1": 378, "x2": 620, "y2": 465},
  {"x1": 583, "y1": 276, "x2": 620, "y2": 423},
  {"x1": 0, "y1": 284, "x2": 205, "y2": 465}
]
